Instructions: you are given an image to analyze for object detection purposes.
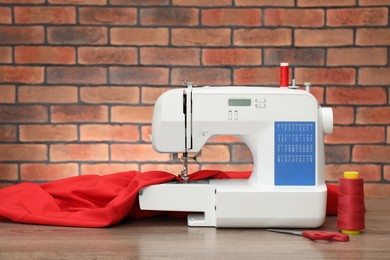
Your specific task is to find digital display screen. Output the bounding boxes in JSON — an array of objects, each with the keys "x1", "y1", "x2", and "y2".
[{"x1": 228, "y1": 99, "x2": 251, "y2": 106}]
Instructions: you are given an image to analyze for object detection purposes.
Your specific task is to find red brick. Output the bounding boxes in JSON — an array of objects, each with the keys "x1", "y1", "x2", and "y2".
[
  {"x1": 264, "y1": 48, "x2": 324, "y2": 66},
  {"x1": 0, "y1": 85, "x2": 15, "y2": 103},
  {"x1": 0, "y1": 144, "x2": 47, "y2": 161},
  {"x1": 0, "y1": 26, "x2": 44, "y2": 44},
  {"x1": 19, "y1": 86, "x2": 78, "y2": 103},
  {"x1": 141, "y1": 163, "x2": 199, "y2": 173},
  {"x1": 0, "y1": 125, "x2": 16, "y2": 142},
  {"x1": 47, "y1": 66, "x2": 106, "y2": 84},
  {"x1": 81, "y1": 163, "x2": 139, "y2": 175},
  {"x1": 141, "y1": 125, "x2": 152, "y2": 142},
  {"x1": 295, "y1": 29, "x2": 353, "y2": 47},
  {"x1": 51, "y1": 105, "x2": 108, "y2": 123},
  {"x1": 0, "y1": 0, "x2": 44, "y2": 3},
  {"x1": 327, "y1": 8, "x2": 387, "y2": 26},
  {"x1": 0, "y1": 105, "x2": 48, "y2": 123},
  {"x1": 333, "y1": 107, "x2": 354, "y2": 125},
  {"x1": 295, "y1": 68, "x2": 355, "y2": 85},
  {"x1": 80, "y1": 7, "x2": 136, "y2": 25},
  {"x1": 327, "y1": 87, "x2": 386, "y2": 105},
  {"x1": 21, "y1": 163, "x2": 78, "y2": 181},
  {"x1": 14, "y1": 6, "x2": 75, "y2": 24},
  {"x1": 15, "y1": 46, "x2": 75, "y2": 64},
  {"x1": 19, "y1": 125, "x2": 77, "y2": 142},
  {"x1": 387, "y1": 127, "x2": 390, "y2": 143},
  {"x1": 265, "y1": 9, "x2": 324, "y2": 27},
  {"x1": 197, "y1": 145, "x2": 230, "y2": 162},
  {"x1": 325, "y1": 126, "x2": 385, "y2": 144},
  {"x1": 111, "y1": 0, "x2": 168, "y2": 5},
  {"x1": 298, "y1": 0, "x2": 355, "y2": 6},
  {"x1": 110, "y1": 67, "x2": 169, "y2": 85},
  {"x1": 78, "y1": 47, "x2": 137, "y2": 65},
  {"x1": 201, "y1": 164, "x2": 253, "y2": 172},
  {"x1": 111, "y1": 28, "x2": 168, "y2": 46},
  {"x1": 234, "y1": 29, "x2": 291, "y2": 46},
  {"x1": 173, "y1": 0, "x2": 231, "y2": 5},
  {"x1": 202, "y1": 49, "x2": 261, "y2": 66},
  {"x1": 357, "y1": 107, "x2": 390, "y2": 124},
  {"x1": 172, "y1": 29, "x2": 231, "y2": 46},
  {"x1": 49, "y1": 0, "x2": 106, "y2": 4},
  {"x1": 202, "y1": 8, "x2": 261, "y2": 26},
  {"x1": 172, "y1": 68, "x2": 231, "y2": 85},
  {"x1": 235, "y1": 0, "x2": 293, "y2": 6},
  {"x1": 353, "y1": 145, "x2": 390, "y2": 163},
  {"x1": 359, "y1": 68, "x2": 390, "y2": 85},
  {"x1": 360, "y1": 0, "x2": 390, "y2": 5},
  {"x1": 140, "y1": 8, "x2": 198, "y2": 26},
  {"x1": 111, "y1": 144, "x2": 169, "y2": 162},
  {"x1": 80, "y1": 86, "x2": 139, "y2": 104},
  {"x1": 232, "y1": 144, "x2": 252, "y2": 162},
  {"x1": 51, "y1": 144, "x2": 108, "y2": 162},
  {"x1": 48, "y1": 26, "x2": 107, "y2": 45},
  {"x1": 111, "y1": 106, "x2": 153, "y2": 123},
  {"x1": 208, "y1": 135, "x2": 243, "y2": 143},
  {"x1": 356, "y1": 29, "x2": 390, "y2": 46},
  {"x1": 364, "y1": 184, "x2": 390, "y2": 198},
  {"x1": 325, "y1": 145, "x2": 350, "y2": 163},
  {"x1": 325, "y1": 164, "x2": 381, "y2": 181},
  {"x1": 0, "y1": 47, "x2": 12, "y2": 63},
  {"x1": 141, "y1": 48, "x2": 200, "y2": 66},
  {"x1": 0, "y1": 66, "x2": 44, "y2": 83},
  {"x1": 0, "y1": 7, "x2": 11, "y2": 24},
  {"x1": 141, "y1": 87, "x2": 172, "y2": 104},
  {"x1": 0, "y1": 164, "x2": 18, "y2": 181},
  {"x1": 385, "y1": 165, "x2": 390, "y2": 180},
  {"x1": 327, "y1": 47, "x2": 387, "y2": 66},
  {"x1": 0, "y1": 183, "x2": 13, "y2": 189},
  {"x1": 80, "y1": 124, "x2": 139, "y2": 142},
  {"x1": 234, "y1": 68, "x2": 279, "y2": 85}
]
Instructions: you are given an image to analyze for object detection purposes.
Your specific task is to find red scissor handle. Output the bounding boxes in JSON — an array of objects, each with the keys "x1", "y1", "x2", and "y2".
[{"x1": 302, "y1": 231, "x2": 350, "y2": 242}]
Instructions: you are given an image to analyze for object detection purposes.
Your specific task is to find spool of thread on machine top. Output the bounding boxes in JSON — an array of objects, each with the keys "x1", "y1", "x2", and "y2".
[
  {"x1": 280, "y1": 62, "x2": 289, "y2": 88},
  {"x1": 337, "y1": 171, "x2": 365, "y2": 235}
]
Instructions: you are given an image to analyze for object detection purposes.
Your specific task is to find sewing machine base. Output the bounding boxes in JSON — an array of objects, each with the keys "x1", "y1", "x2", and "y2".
[{"x1": 139, "y1": 180, "x2": 327, "y2": 228}]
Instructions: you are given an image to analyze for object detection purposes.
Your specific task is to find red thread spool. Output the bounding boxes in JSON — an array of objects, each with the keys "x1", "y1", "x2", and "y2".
[
  {"x1": 337, "y1": 171, "x2": 365, "y2": 235},
  {"x1": 280, "y1": 62, "x2": 289, "y2": 88}
]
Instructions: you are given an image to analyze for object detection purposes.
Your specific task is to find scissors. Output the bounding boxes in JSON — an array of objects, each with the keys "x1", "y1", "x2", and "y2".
[{"x1": 266, "y1": 229, "x2": 349, "y2": 242}]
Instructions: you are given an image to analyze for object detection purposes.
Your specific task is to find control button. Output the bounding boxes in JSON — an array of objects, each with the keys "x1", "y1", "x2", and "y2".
[
  {"x1": 255, "y1": 103, "x2": 266, "y2": 108},
  {"x1": 228, "y1": 110, "x2": 232, "y2": 120},
  {"x1": 255, "y1": 98, "x2": 266, "y2": 103},
  {"x1": 234, "y1": 110, "x2": 238, "y2": 120}
]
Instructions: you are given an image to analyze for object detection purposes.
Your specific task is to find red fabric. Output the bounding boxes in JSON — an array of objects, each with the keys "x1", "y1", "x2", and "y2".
[{"x1": 0, "y1": 170, "x2": 338, "y2": 227}]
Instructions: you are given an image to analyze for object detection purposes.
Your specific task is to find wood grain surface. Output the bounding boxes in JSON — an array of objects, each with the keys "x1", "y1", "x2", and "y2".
[{"x1": 0, "y1": 198, "x2": 389, "y2": 259}]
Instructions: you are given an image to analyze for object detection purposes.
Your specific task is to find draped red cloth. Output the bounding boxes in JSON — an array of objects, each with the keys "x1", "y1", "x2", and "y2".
[{"x1": 0, "y1": 170, "x2": 338, "y2": 227}]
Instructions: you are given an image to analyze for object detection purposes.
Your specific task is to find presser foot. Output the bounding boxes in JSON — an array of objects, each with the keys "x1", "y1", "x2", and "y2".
[
  {"x1": 172, "y1": 151, "x2": 202, "y2": 181},
  {"x1": 179, "y1": 170, "x2": 190, "y2": 181}
]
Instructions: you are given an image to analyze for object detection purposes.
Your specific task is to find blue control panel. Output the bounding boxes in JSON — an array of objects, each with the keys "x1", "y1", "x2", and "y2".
[{"x1": 274, "y1": 122, "x2": 316, "y2": 186}]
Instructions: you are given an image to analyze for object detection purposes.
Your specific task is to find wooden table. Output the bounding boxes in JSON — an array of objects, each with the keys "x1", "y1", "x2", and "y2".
[{"x1": 0, "y1": 199, "x2": 389, "y2": 259}]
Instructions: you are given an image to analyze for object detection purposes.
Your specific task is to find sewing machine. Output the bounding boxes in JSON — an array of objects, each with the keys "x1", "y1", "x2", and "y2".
[{"x1": 139, "y1": 77, "x2": 333, "y2": 228}]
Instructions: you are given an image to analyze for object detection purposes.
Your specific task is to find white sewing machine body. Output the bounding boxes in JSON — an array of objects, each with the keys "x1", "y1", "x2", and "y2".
[{"x1": 139, "y1": 86, "x2": 333, "y2": 228}]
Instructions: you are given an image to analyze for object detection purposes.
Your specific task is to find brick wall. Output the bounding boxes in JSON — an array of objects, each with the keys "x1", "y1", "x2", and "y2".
[{"x1": 0, "y1": 0, "x2": 389, "y2": 197}]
